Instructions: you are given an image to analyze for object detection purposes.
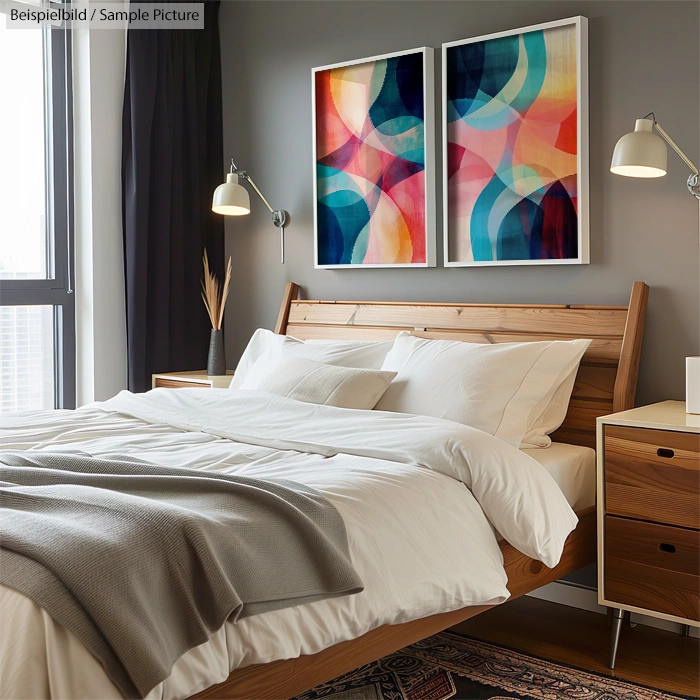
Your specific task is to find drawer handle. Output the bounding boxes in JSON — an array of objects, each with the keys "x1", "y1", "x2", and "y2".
[
  {"x1": 658, "y1": 543, "x2": 676, "y2": 554},
  {"x1": 657, "y1": 448, "x2": 675, "y2": 458}
]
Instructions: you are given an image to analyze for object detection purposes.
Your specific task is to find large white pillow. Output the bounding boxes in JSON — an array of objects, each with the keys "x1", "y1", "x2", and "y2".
[
  {"x1": 248, "y1": 358, "x2": 397, "y2": 409},
  {"x1": 231, "y1": 328, "x2": 395, "y2": 389},
  {"x1": 230, "y1": 329, "x2": 285, "y2": 388},
  {"x1": 375, "y1": 332, "x2": 590, "y2": 448}
]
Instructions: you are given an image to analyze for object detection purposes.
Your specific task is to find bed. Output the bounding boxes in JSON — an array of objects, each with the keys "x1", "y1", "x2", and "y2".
[
  {"x1": 192, "y1": 280, "x2": 648, "y2": 700},
  {"x1": 0, "y1": 282, "x2": 648, "y2": 700}
]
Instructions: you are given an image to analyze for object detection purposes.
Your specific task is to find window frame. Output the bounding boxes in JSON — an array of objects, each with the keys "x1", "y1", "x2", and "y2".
[{"x1": 0, "y1": 20, "x2": 76, "y2": 409}]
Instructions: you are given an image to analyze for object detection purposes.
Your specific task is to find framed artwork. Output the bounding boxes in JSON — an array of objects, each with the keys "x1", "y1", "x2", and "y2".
[
  {"x1": 313, "y1": 47, "x2": 436, "y2": 268},
  {"x1": 443, "y1": 17, "x2": 589, "y2": 266}
]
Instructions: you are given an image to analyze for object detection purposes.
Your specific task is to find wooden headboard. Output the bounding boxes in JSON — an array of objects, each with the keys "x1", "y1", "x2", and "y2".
[{"x1": 274, "y1": 282, "x2": 649, "y2": 449}]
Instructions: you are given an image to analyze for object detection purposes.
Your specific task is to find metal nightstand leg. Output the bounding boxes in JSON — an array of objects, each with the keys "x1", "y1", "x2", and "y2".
[{"x1": 609, "y1": 608, "x2": 624, "y2": 669}]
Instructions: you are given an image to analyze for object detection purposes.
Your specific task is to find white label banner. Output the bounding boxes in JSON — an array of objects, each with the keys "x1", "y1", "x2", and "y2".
[{"x1": 4, "y1": 2, "x2": 204, "y2": 28}]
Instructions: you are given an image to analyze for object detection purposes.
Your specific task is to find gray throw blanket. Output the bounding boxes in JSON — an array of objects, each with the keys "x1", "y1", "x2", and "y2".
[{"x1": 0, "y1": 451, "x2": 363, "y2": 699}]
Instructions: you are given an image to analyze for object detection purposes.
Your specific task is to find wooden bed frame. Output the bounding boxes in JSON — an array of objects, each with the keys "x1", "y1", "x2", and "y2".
[{"x1": 192, "y1": 281, "x2": 649, "y2": 700}]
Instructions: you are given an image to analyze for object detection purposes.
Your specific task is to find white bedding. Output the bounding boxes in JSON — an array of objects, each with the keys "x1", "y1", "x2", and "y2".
[
  {"x1": 0, "y1": 389, "x2": 578, "y2": 700},
  {"x1": 524, "y1": 442, "x2": 596, "y2": 512}
]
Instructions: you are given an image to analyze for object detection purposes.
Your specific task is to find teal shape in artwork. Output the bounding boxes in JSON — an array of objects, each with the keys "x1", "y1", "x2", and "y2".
[
  {"x1": 371, "y1": 121, "x2": 424, "y2": 164},
  {"x1": 368, "y1": 60, "x2": 388, "y2": 109},
  {"x1": 317, "y1": 192, "x2": 371, "y2": 265},
  {"x1": 447, "y1": 96, "x2": 487, "y2": 122},
  {"x1": 375, "y1": 115, "x2": 422, "y2": 137},
  {"x1": 470, "y1": 173, "x2": 507, "y2": 261},
  {"x1": 316, "y1": 165, "x2": 346, "y2": 198},
  {"x1": 509, "y1": 30, "x2": 547, "y2": 115},
  {"x1": 317, "y1": 164, "x2": 342, "y2": 181},
  {"x1": 369, "y1": 55, "x2": 422, "y2": 129},
  {"x1": 334, "y1": 197, "x2": 371, "y2": 265},
  {"x1": 463, "y1": 90, "x2": 520, "y2": 131},
  {"x1": 320, "y1": 188, "x2": 365, "y2": 208},
  {"x1": 351, "y1": 222, "x2": 370, "y2": 263},
  {"x1": 317, "y1": 166, "x2": 366, "y2": 204},
  {"x1": 400, "y1": 147, "x2": 425, "y2": 166}
]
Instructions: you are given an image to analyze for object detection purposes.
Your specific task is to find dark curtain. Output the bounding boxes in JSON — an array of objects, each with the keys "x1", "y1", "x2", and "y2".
[{"x1": 122, "y1": 1, "x2": 224, "y2": 393}]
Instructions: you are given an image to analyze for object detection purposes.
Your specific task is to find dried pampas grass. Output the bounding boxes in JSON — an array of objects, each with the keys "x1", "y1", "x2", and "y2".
[{"x1": 201, "y1": 249, "x2": 232, "y2": 330}]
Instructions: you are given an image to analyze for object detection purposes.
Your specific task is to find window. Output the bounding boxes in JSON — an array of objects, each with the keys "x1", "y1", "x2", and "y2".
[
  {"x1": 0, "y1": 10, "x2": 75, "y2": 410},
  {"x1": 0, "y1": 306, "x2": 54, "y2": 411}
]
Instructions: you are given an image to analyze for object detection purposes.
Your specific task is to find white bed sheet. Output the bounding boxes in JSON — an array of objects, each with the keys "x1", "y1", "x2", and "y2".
[
  {"x1": 0, "y1": 392, "x2": 579, "y2": 700},
  {"x1": 524, "y1": 442, "x2": 596, "y2": 512}
]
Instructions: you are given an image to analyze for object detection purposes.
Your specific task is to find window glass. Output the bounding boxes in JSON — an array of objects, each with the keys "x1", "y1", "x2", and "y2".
[
  {"x1": 0, "y1": 21, "x2": 49, "y2": 279},
  {"x1": 0, "y1": 305, "x2": 54, "y2": 411}
]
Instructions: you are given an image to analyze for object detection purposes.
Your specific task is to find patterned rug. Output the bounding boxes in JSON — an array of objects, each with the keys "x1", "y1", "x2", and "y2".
[{"x1": 294, "y1": 631, "x2": 691, "y2": 700}]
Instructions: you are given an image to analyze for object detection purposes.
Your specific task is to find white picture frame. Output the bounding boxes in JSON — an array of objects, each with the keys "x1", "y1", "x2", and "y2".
[
  {"x1": 312, "y1": 47, "x2": 436, "y2": 268},
  {"x1": 442, "y1": 16, "x2": 589, "y2": 267}
]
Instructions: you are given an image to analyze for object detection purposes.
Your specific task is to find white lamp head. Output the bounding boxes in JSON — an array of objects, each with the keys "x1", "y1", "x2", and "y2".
[
  {"x1": 212, "y1": 173, "x2": 251, "y2": 216},
  {"x1": 610, "y1": 118, "x2": 667, "y2": 178}
]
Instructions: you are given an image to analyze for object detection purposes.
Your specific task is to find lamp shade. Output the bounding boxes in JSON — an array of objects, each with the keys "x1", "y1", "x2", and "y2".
[
  {"x1": 212, "y1": 173, "x2": 251, "y2": 215},
  {"x1": 610, "y1": 119, "x2": 667, "y2": 178}
]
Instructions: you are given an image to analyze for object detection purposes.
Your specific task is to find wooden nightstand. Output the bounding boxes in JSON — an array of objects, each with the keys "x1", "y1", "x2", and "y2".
[
  {"x1": 152, "y1": 370, "x2": 234, "y2": 390},
  {"x1": 597, "y1": 401, "x2": 700, "y2": 668}
]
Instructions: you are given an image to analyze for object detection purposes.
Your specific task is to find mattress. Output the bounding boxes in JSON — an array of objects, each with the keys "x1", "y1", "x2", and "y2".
[{"x1": 523, "y1": 442, "x2": 596, "y2": 512}]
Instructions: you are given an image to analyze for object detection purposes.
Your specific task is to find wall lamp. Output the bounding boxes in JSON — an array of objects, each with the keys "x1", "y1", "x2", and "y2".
[
  {"x1": 610, "y1": 114, "x2": 699, "y2": 199},
  {"x1": 212, "y1": 159, "x2": 290, "y2": 263}
]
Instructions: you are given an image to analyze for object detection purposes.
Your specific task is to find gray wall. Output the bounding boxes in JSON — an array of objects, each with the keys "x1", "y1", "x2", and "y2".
[{"x1": 220, "y1": 1, "x2": 699, "y2": 406}]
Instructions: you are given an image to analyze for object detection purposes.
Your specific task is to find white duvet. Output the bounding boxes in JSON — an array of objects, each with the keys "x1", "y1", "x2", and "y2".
[{"x1": 0, "y1": 389, "x2": 578, "y2": 700}]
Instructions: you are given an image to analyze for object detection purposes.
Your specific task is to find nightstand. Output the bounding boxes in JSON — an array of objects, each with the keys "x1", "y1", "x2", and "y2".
[
  {"x1": 597, "y1": 401, "x2": 700, "y2": 668},
  {"x1": 152, "y1": 370, "x2": 234, "y2": 390}
]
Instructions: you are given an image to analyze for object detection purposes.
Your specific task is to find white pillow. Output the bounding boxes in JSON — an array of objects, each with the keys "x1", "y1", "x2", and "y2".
[
  {"x1": 233, "y1": 329, "x2": 395, "y2": 389},
  {"x1": 248, "y1": 358, "x2": 397, "y2": 409},
  {"x1": 230, "y1": 329, "x2": 286, "y2": 389},
  {"x1": 519, "y1": 365, "x2": 581, "y2": 448},
  {"x1": 375, "y1": 332, "x2": 590, "y2": 448}
]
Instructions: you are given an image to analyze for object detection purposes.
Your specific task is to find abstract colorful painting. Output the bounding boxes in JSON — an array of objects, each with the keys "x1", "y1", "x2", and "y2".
[
  {"x1": 313, "y1": 48, "x2": 435, "y2": 267},
  {"x1": 443, "y1": 17, "x2": 589, "y2": 266}
]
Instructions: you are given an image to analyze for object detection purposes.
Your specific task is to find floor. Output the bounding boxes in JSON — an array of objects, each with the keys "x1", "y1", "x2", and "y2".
[{"x1": 451, "y1": 596, "x2": 700, "y2": 697}]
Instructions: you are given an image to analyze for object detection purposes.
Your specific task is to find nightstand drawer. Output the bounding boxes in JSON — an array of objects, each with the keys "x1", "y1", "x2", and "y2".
[
  {"x1": 605, "y1": 515, "x2": 700, "y2": 621},
  {"x1": 152, "y1": 371, "x2": 233, "y2": 389},
  {"x1": 604, "y1": 425, "x2": 700, "y2": 529},
  {"x1": 154, "y1": 378, "x2": 210, "y2": 389}
]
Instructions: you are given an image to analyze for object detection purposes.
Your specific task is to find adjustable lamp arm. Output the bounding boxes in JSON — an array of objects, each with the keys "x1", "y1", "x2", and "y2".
[
  {"x1": 645, "y1": 115, "x2": 700, "y2": 198},
  {"x1": 228, "y1": 159, "x2": 289, "y2": 262},
  {"x1": 229, "y1": 159, "x2": 288, "y2": 226},
  {"x1": 651, "y1": 122, "x2": 698, "y2": 175},
  {"x1": 243, "y1": 174, "x2": 274, "y2": 213}
]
